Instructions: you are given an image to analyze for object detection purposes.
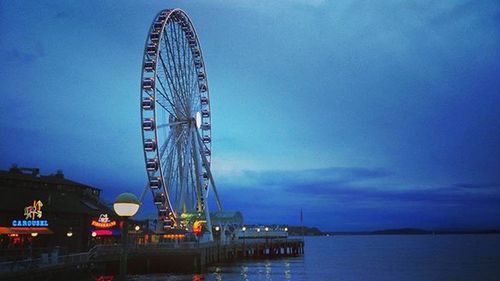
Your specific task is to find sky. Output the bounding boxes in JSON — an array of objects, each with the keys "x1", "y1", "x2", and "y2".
[{"x1": 0, "y1": 0, "x2": 499, "y2": 231}]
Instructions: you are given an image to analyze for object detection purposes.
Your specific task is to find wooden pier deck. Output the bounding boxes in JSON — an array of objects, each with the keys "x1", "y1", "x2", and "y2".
[
  {"x1": 0, "y1": 238, "x2": 304, "y2": 279},
  {"x1": 94, "y1": 238, "x2": 304, "y2": 273}
]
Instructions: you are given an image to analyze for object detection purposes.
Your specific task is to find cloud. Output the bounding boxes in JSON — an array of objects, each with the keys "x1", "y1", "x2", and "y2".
[
  {"x1": 216, "y1": 167, "x2": 500, "y2": 229},
  {"x1": 218, "y1": 166, "x2": 391, "y2": 187},
  {"x1": 1, "y1": 44, "x2": 45, "y2": 64},
  {"x1": 210, "y1": 0, "x2": 326, "y2": 9}
]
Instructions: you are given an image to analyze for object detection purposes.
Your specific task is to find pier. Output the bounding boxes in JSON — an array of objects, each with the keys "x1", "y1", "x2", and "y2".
[
  {"x1": 93, "y1": 238, "x2": 304, "y2": 273},
  {"x1": 0, "y1": 239, "x2": 304, "y2": 280}
]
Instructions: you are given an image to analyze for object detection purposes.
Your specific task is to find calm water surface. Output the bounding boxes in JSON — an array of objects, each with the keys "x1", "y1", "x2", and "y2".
[{"x1": 124, "y1": 235, "x2": 500, "y2": 281}]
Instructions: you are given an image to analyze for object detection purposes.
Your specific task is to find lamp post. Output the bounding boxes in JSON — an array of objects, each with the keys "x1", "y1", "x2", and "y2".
[
  {"x1": 113, "y1": 192, "x2": 140, "y2": 281},
  {"x1": 265, "y1": 227, "x2": 269, "y2": 246},
  {"x1": 241, "y1": 226, "x2": 246, "y2": 257}
]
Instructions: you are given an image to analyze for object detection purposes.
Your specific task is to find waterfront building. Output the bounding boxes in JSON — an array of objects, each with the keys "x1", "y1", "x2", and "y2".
[{"x1": 0, "y1": 165, "x2": 120, "y2": 259}]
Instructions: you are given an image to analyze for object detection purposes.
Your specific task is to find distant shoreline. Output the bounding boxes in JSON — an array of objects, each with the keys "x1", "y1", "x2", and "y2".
[{"x1": 286, "y1": 226, "x2": 500, "y2": 236}]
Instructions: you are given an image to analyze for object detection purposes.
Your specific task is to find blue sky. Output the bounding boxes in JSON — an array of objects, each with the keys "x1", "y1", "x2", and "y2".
[{"x1": 1, "y1": 0, "x2": 499, "y2": 231}]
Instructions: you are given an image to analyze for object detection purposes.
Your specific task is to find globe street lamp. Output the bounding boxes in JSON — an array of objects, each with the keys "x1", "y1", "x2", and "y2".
[
  {"x1": 114, "y1": 193, "x2": 140, "y2": 217},
  {"x1": 113, "y1": 192, "x2": 140, "y2": 281},
  {"x1": 67, "y1": 227, "x2": 73, "y2": 238}
]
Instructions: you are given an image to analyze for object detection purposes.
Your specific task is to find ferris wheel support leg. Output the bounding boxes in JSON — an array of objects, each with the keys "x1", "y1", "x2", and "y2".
[
  {"x1": 191, "y1": 128, "x2": 204, "y2": 212},
  {"x1": 192, "y1": 127, "x2": 214, "y2": 241},
  {"x1": 139, "y1": 182, "x2": 150, "y2": 205},
  {"x1": 195, "y1": 129, "x2": 223, "y2": 211}
]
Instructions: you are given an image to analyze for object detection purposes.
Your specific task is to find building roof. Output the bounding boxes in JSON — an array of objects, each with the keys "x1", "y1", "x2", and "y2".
[
  {"x1": 0, "y1": 187, "x2": 111, "y2": 215},
  {"x1": 0, "y1": 166, "x2": 102, "y2": 191},
  {"x1": 180, "y1": 211, "x2": 244, "y2": 225},
  {"x1": 211, "y1": 211, "x2": 244, "y2": 224}
]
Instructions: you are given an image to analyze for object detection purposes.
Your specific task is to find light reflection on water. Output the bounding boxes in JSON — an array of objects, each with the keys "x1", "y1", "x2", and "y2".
[
  {"x1": 239, "y1": 265, "x2": 249, "y2": 281},
  {"x1": 104, "y1": 235, "x2": 500, "y2": 281},
  {"x1": 284, "y1": 260, "x2": 291, "y2": 281},
  {"x1": 265, "y1": 260, "x2": 272, "y2": 281},
  {"x1": 214, "y1": 266, "x2": 223, "y2": 281}
]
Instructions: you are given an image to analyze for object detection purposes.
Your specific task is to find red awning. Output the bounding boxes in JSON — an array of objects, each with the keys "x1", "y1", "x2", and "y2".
[
  {"x1": 90, "y1": 229, "x2": 121, "y2": 236},
  {"x1": 0, "y1": 226, "x2": 53, "y2": 234}
]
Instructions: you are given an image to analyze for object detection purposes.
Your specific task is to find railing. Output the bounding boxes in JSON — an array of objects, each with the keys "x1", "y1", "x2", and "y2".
[
  {"x1": 0, "y1": 251, "x2": 89, "y2": 274},
  {"x1": 88, "y1": 241, "x2": 212, "y2": 259},
  {"x1": 57, "y1": 252, "x2": 89, "y2": 265},
  {"x1": 0, "y1": 257, "x2": 42, "y2": 273},
  {"x1": 0, "y1": 247, "x2": 67, "y2": 262}
]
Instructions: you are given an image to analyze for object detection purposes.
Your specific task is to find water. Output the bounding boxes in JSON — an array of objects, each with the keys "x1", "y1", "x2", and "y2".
[{"x1": 122, "y1": 235, "x2": 500, "y2": 281}]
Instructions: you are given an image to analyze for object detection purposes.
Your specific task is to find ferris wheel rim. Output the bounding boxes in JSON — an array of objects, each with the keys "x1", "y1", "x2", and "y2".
[{"x1": 139, "y1": 8, "x2": 215, "y2": 227}]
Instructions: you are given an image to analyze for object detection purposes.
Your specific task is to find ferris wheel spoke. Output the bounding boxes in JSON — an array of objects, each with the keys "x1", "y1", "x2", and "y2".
[
  {"x1": 157, "y1": 120, "x2": 188, "y2": 129},
  {"x1": 179, "y1": 26, "x2": 191, "y2": 105},
  {"x1": 188, "y1": 160, "x2": 198, "y2": 210},
  {"x1": 163, "y1": 27, "x2": 184, "y2": 100},
  {"x1": 162, "y1": 133, "x2": 182, "y2": 206},
  {"x1": 156, "y1": 98, "x2": 176, "y2": 118},
  {"x1": 164, "y1": 26, "x2": 190, "y2": 115},
  {"x1": 158, "y1": 52, "x2": 185, "y2": 114},
  {"x1": 186, "y1": 57, "x2": 197, "y2": 113},
  {"x1": 158, "y1": 130, "x2": 173, "y2": 159},
  {"x1": 175, "y1": 23, "x2": 192, "y2": 109},
  {"x1": 165, "y1": 159, "x2": 179, "y2": 209},
  {"x1": 172, "y1": 24, "x2": 186, "y2": 96},
  {"x1": 156, "y1": 58, "x2": 178, "y2": 108},
  {"x1": 177, "y1": 127, "x2": 193, "y2": 212},
  {"x1": 159, "y1": 133, "x2": 185, "y2": 200},
  {"x1": 189, "y1": 79, "x2": 198, "y2": 113},
  {"x1": 158, "y1": 49, "x2": 184, "y2": 109},
  {"x1": 155, "y1": 76, "x2": 179, "y2": 115},
  {"x1": 158, "y1": 52, "x2": 188, "y2": 118},
  {"x1": 161, "y1": 127, "x2": 186, "y2": 162},
  {"x1": 169, "y1": 23, "x2": 191, "y2": 109}
]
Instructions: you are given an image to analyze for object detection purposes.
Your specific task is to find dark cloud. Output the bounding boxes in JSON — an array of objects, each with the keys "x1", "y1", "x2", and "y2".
[
  {"x1": 454, "y1": 183, "x2": 500, "y2": 190},
  {"x1": 238, "y1": 167, "x2": 391, "y2": 186},
  {"x1": 2, "y1": 45, "x2": 45, "y2": 64},
  {"x1": 428, "y1": 0, "x2": 500, "y2": 27},
  {"x1": 218, "y1": 168, "x2": 500, "y2": 230},
  {"x1": 54, "y1": 11, "x2": 68, "y2": 19}
]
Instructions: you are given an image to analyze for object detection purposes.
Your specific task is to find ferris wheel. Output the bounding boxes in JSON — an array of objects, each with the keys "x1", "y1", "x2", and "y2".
[{"x1": 140, "y1": 9, "x2": 222, "y2": 231}]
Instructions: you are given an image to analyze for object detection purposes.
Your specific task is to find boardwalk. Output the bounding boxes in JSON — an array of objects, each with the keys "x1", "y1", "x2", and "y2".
[
  {"x1": 94, "y1": 238, "x2": 304, "y2": 273},
  {"x1": 0, "y1": 239, "x2": 304, "y2": 280}
]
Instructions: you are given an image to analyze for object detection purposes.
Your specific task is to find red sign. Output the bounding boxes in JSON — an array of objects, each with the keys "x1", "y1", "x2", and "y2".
[{"x1": 91, "y1": 214, "x2": 116, "y2": 228}]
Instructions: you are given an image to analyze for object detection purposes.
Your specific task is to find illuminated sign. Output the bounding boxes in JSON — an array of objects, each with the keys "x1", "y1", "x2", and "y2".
[
  {"x1": 98, "y1": 213, "x2": 110, "y2": 223},
  {"x1": 25, "y1": 200, "x2": 43, "y2": 219},
  {"x1": 193, "y1": 220, "x2": 206, "y2": 235},
  {"x1": 92, "y1": 230, "x2": 113, "y2": 236},
  {"x1": 12, "y1": 200, "x2": 48, "y2": 227},
  {"x1": 91, "y1": 214, "x2": 117, "y2": 228},
  {"x1": 12, "y1": 220, "x2": 48, "y2": 227}
]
